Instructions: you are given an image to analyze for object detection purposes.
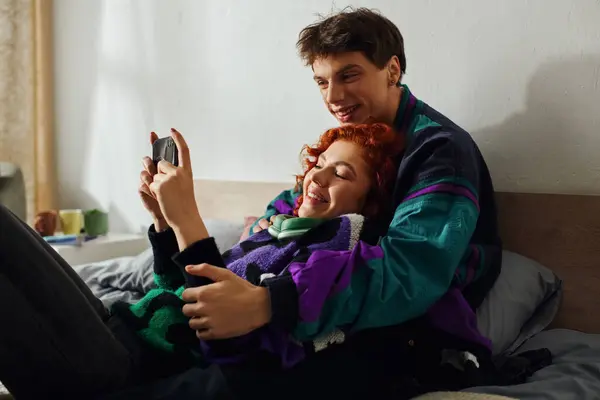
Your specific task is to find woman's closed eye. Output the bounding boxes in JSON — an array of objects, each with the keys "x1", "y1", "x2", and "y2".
[
  {"x1": 314, "y1": 164, "x2": 349, "y2": 180},
  {"x1": 334, "y1": 169, "x2": 350, "y2": 180}
]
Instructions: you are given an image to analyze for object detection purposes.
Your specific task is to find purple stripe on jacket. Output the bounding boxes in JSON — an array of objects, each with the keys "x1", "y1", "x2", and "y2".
[
  {"x1": 289, "y1": 242, "x2": 384, "y2": 323},
  {"x1": 403, "y1": 183, "x2": 480, "y2": 210},
  {"x1": 274, "y1": 199, "x2": 294, "y2": 215},
  {"x1": 426, "y1": 287, "x2": 492, "y2": 350}
]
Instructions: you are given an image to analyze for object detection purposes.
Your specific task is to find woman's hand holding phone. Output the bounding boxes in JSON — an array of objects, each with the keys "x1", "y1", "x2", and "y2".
[
  {"x1": 148, "y1": 128, "x2": 209, "y2": 250},
  {"x1": 139, "y1": 132, "x2": 169, "y2": 231}
]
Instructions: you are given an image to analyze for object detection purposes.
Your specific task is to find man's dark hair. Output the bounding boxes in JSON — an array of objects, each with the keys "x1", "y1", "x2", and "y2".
[{"x1": 296, "y1": 7, "x2": 406, "y2": 75}]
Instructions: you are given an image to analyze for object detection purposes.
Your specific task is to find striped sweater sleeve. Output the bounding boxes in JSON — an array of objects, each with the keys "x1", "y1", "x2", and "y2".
[{"x1": 276, "y1": 130, "x2": 481, "y2": 342}]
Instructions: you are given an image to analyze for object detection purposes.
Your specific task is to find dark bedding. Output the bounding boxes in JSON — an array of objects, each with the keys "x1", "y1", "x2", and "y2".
[
  {"x1": 74, "y1": 250, "x2": 600, "y2": 399},
  {"x1": 465, "y1": 329, "x2": 600, "y2": 399}
]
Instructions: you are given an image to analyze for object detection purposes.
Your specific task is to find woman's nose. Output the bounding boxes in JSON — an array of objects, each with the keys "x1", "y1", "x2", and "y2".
[{"x1": 312, "y1": 168, "x2": 329, "y2": 187}]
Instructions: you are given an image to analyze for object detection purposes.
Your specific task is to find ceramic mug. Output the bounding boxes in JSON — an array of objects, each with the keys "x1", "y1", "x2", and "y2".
[
  {"x1": 59, "y1": 209, "x2": 84, "y2": 235},
  {"x1": 34, "y1": 210, "x2": 58, "y2": 236},
  {"x1": 84, "y1": 209, "x2": 109, "y2": 236}
]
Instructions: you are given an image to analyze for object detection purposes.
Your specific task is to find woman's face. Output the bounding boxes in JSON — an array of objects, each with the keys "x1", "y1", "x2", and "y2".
[{"x1": 298, "y1": 140, "x2": 372, "y2": 219}]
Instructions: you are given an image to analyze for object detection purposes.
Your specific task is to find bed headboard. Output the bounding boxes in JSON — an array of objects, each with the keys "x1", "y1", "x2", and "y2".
[
  {"x1": 194, "y1": 179, "x2": 292, "y2": 222},
  {"x1": 494, "y1": 192, "x2": 600, "y2": 334},
  {"x1": 194, "y1": 179, "x2": 600, "y2": 334}
]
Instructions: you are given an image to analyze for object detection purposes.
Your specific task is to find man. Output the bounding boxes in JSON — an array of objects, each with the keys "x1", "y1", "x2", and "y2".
[
  {"x1": 185, "y1": 6, "x2": 501, "y2": 347},
  {"x1": 107, "y1": 7, "x2": 502, "y2": 400}
]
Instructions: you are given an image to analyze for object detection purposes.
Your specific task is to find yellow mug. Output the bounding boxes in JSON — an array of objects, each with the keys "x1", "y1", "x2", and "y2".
[{"x1": 59, "y1": 209, "x2": 84, "y2": 235}]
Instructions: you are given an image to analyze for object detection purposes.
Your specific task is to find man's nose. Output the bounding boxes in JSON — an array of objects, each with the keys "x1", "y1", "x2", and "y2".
[{"x1": 326, "y1": 82, "x2": 344, "y2": 104}]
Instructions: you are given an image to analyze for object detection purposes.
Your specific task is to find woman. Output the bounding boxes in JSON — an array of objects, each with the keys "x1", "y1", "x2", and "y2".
[{"x1": 0, "y1": 123, "x2": 404, "y2": 399}]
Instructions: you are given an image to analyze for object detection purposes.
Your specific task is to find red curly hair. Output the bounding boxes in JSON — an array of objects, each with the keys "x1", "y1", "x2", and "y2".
[{"x1": 294, "y1": 123, "x2": 405, "y2": 218}]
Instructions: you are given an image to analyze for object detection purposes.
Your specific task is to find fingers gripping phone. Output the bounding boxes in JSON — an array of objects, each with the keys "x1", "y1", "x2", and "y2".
[
  {"x1": 152, "y1": 135, "x2": 215, "y2": 288},
  {"x1": 152, "y1": 137, "x2": 179, "y2": 167}
]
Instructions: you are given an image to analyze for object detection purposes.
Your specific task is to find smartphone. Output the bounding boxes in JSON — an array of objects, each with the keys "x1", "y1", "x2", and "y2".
[
  {"x1": 152, "y1": 137, "x2": 179, "y2": 167},
  {"x1": 185, "y1": 274, "x2": 215, "y2": 288}
]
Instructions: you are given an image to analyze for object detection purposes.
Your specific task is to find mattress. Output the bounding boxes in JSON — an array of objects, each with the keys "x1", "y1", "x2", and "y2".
[
  {"x1": 464, "y1": 328, "x2": 600, "y2": 399},
  {"x1": 1, "y1": 331, "x2": 599, "y2": 399}
]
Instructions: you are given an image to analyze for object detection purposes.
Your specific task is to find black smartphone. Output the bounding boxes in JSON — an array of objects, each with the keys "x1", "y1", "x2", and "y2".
[
  {"x1": 184, "y1": 274, "x2": 214, "y2": 288},
  {"x1": 152, "y1": 137, "x2": 179, "y2": 167}
]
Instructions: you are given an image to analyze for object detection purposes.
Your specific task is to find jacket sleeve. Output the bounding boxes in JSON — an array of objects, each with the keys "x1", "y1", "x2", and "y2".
[
  {"x1": 148, "y1": 225, "x2": 226, "y2": 290},
  {"x1": 148, "y1": 225, "x2": 185, "y2": 290},
  {"x1": 171, "y1": 237, "x2": 226, "y2": 287},
  {"x1": 263, "y1": 130, "x2": 482, "y2": 342},
  {"x1": 245, "y1": 188, "x2": 301, "y2": 330},
  {"x1": 248, "y1": 189, "x2": 301, "y2": 236}
]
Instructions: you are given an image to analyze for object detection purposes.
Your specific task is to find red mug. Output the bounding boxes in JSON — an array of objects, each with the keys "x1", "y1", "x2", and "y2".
[{"x1": 34, "y1": 210, "x2": 58, "y2": 237}]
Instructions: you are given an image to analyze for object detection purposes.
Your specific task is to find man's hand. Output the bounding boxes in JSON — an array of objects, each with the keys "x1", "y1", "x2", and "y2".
[
  {"x1": 181, "y1": 264, "x2": 272, "y2": 340},
  {"x1": 252, "y1": 215, "x2": 276, "y2": 233}
]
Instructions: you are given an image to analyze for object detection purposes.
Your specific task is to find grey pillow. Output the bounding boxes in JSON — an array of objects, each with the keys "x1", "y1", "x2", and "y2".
[
  {"x1": 203, "y1": 218, "x2": 245, "y2": 252},
  {"x1": 477, "y1": 250, "x2": 563, "y2": 355}
]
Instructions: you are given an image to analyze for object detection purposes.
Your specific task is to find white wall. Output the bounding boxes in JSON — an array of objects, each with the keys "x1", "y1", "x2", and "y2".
[{"x1": 54, "y1": 0, "x2": 600, "y2": 233}]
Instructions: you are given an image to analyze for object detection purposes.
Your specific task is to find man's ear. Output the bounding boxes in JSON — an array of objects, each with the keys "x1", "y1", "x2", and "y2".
[{"x1": 387, "y1": 56, "x2": 402, "y2": 85}]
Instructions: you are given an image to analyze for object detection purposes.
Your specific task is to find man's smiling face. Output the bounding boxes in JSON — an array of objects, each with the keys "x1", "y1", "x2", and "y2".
[{"x1": 312, "y1": 51, "x2": 395, "y2": 125}]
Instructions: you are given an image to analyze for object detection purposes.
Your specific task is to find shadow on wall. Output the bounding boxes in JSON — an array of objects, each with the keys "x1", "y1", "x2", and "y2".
[{"x1": 476, "y1": 54, "x2": 600, "y2": 195}]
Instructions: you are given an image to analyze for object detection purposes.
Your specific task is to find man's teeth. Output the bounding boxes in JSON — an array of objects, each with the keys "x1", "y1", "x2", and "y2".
[{"x1": 337, "y1": 105, "x2": 358, "y2": 116}]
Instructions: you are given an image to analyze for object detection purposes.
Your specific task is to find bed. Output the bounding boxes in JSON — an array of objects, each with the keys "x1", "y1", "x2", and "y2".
[
  {"x1": 4, "y1": 180, "x2": 599, "y2": 399},
  {"x1": 93, "y1": 181, "x2": 600, "y2": 399}
]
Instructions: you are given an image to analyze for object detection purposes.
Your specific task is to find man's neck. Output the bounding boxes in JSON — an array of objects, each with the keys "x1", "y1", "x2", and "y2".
[{"x1": 381, "y1": 86, "x2": 403, "y2": 126}]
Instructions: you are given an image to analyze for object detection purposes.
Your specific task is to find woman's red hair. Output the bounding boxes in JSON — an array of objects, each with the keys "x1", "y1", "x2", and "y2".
[{"x1": 294, "y1": 123, "x2": 405, "y2": 218}]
